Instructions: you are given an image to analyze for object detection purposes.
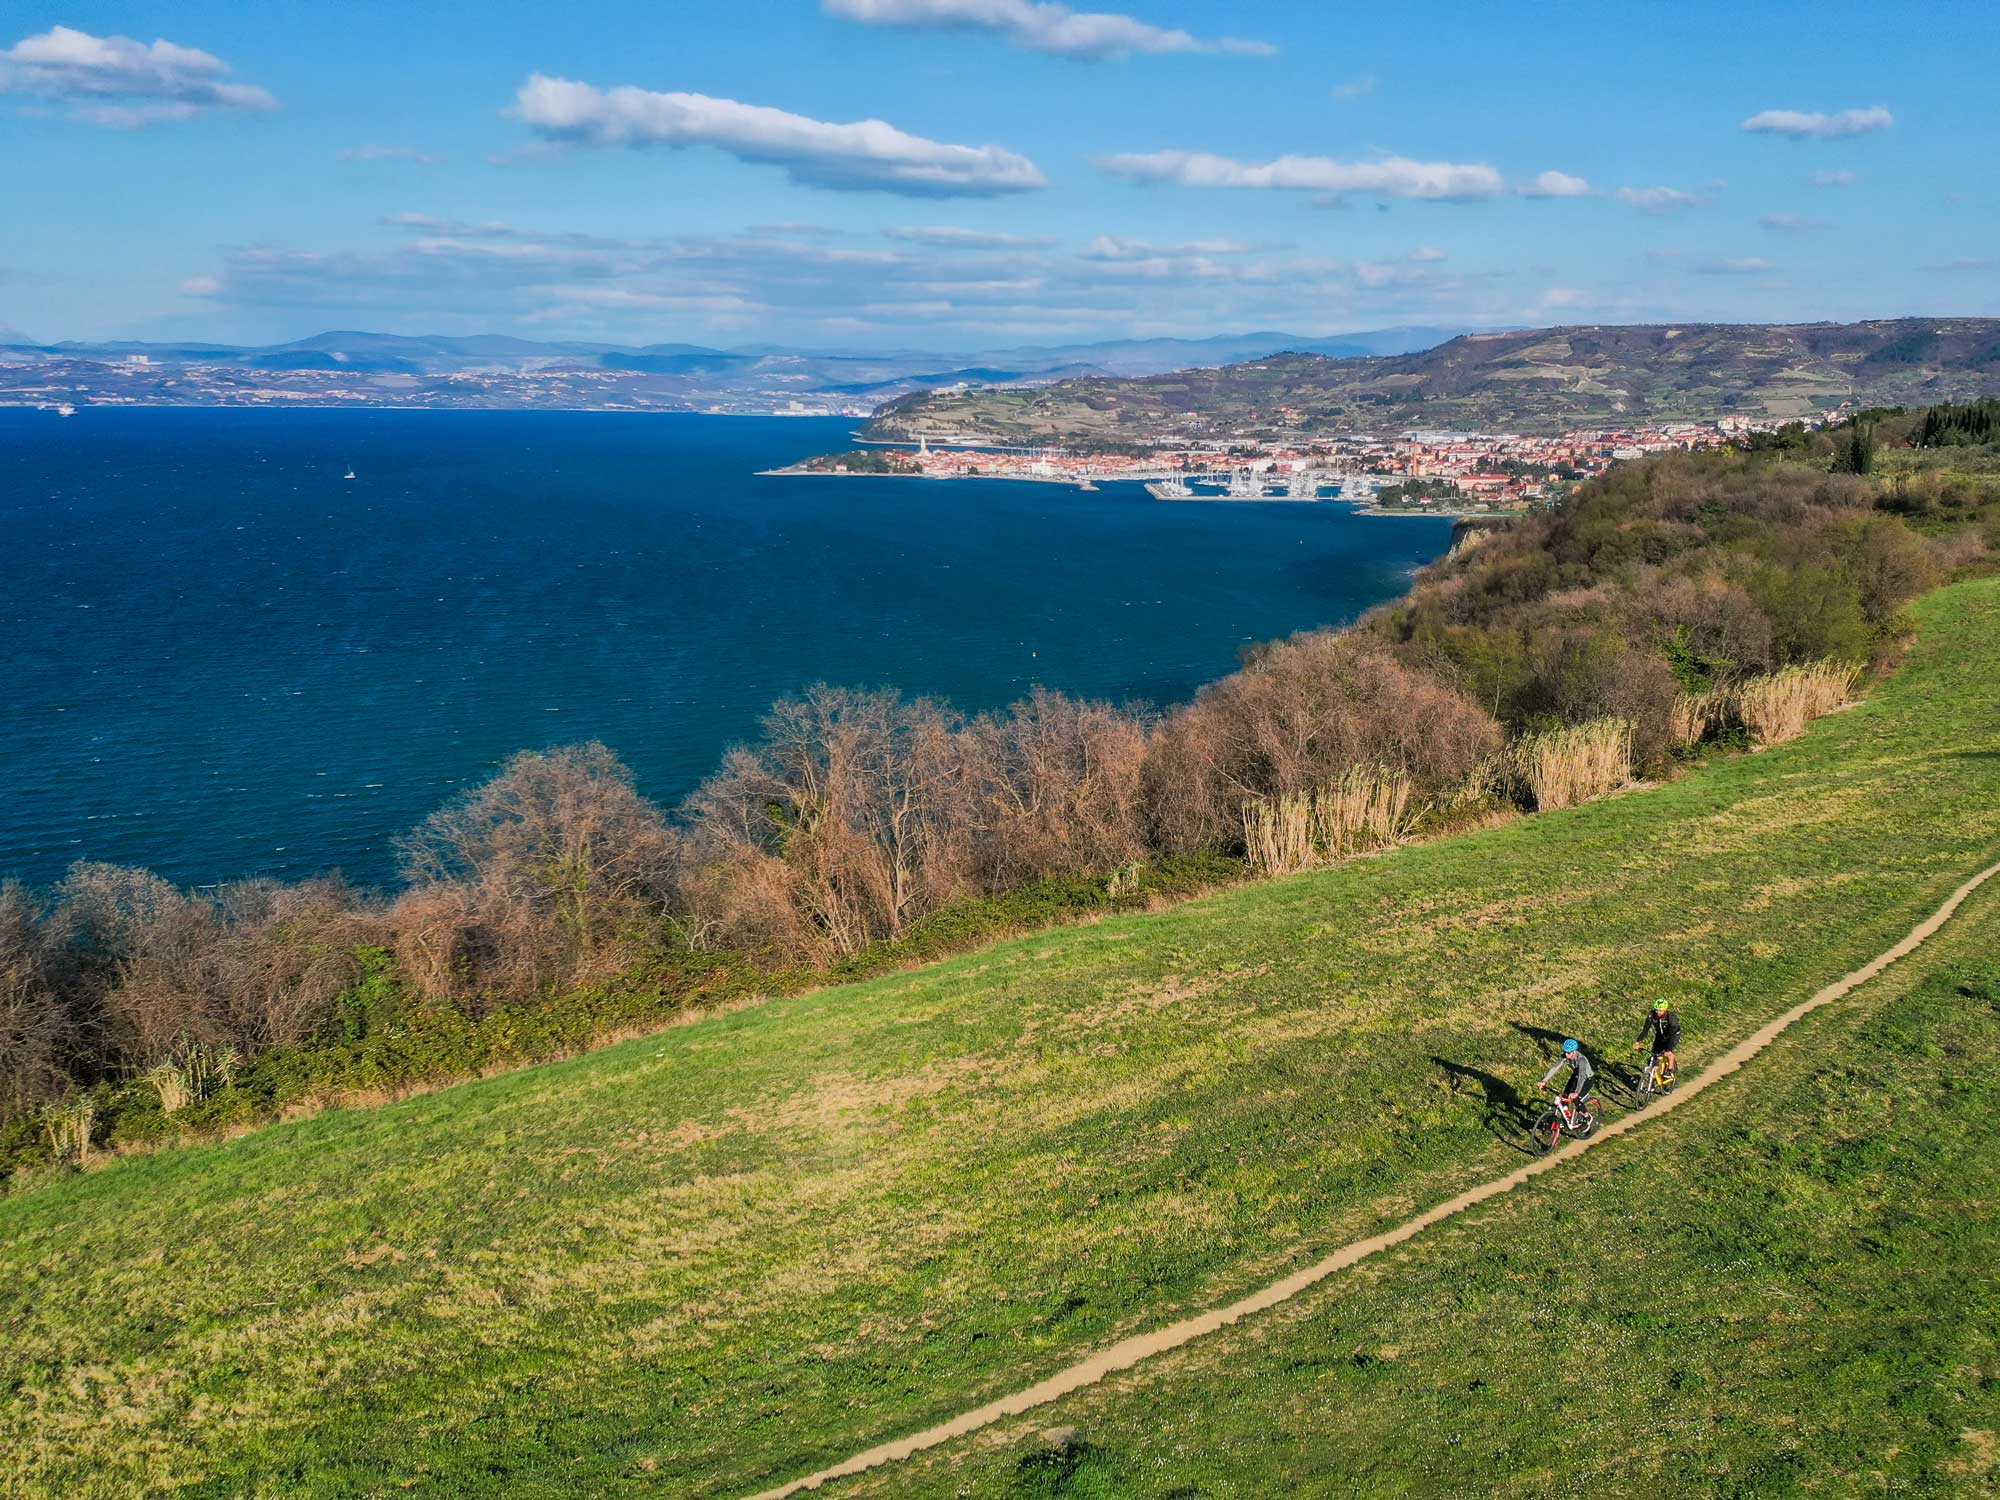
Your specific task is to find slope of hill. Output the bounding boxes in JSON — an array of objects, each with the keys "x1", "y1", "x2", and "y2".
[
  {"x1": 855, "y1": 905, "x2": 2000, "y2": 1498},
  {"x1": 868, "y1": 318, "x2": 2000, "y2": 442},
  {"x1": 3, "y1": 577, "x2": 1997, "y2": 1498}
]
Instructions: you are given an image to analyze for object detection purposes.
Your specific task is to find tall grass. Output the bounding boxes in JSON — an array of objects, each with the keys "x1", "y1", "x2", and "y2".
[
  {"x1": 1510, "y1": 718, "x2": 1632, "y2": 810},
  {"x1": 1243, "y1": 795, "x2": 1317, "y2": 876},
  {"x1": 40, "y1": 1098, "x2": 95, "y2": 1166},
  {"x1": 1669, "y1": 690, "x2": 1730, "y2": 747},
  {"x1": 1244, "y1": 766, "x2": 1414, "y2": 874},
  {"x1": 1735, "y1": 660, "x2": 1862, "y2": 745},
  {"x1": 143, "y1": 1041, "x2": 239, "y2": 1117}
]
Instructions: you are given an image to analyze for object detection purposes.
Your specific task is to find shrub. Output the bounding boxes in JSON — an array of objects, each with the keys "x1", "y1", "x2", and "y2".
[
  {"x1": 1734, "y1": 660, "x2": 1862, "y2": 745},
  {"x1": 1147, "y1": 635, "x2": 1502, "y2": 855},
  {"x1": 1510, "y1": 718, "x2": 1633, "y2": 810}
]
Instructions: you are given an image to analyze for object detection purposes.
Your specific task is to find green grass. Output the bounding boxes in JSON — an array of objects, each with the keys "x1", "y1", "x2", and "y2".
[
  {"x1": 3, "y1": 579, "x2": 1999, "y2": 1499},
  {"x1": 857, "y1": 894, "x2": 2000, "y2": 1499}
]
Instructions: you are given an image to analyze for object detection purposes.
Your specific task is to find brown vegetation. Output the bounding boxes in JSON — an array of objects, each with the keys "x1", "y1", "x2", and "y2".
[
  {"x1": 1735, "y1": 660, "x2": 1863, "y2": 745},
  {"x1": 1509, "y1": 719, "x2": 1634, "y2": 811}
]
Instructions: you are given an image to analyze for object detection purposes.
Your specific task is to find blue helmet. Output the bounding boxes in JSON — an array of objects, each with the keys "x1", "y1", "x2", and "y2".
[{"x1": 1562, "y1": 1038, "x2": 1580, "y2": 1054}]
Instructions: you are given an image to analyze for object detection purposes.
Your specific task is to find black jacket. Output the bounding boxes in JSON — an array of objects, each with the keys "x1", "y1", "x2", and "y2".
[{"x1": 1637, "y1": 1009, "x2": 1682, "y2": 1050}]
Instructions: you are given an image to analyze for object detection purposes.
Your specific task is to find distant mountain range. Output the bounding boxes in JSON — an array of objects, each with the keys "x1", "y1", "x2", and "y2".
[
  {"x1": 867, "y1": 319, "x2": 2000, "y2": 442},
  {"x1": 0, "y1": 326, "x2": 1461, "y2": 415}
]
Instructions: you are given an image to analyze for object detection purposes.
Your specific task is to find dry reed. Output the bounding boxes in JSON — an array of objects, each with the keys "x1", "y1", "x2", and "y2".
[
  {"x1": 143, "y1": 1041, "x2": 239, "y2": 1117},
  {"x1": 1244, "y1": 765, "x2": 1415, "y2": 874},
  {"x1": 42, "y1": 1097, "x2": 95, "y2": 1166},
  {"x1": 1668, "y1": 690, "x2": 1730, "y2": 747},
  {"x1": 1734, "y1": 660, "x2": 1862, "y2": 745},
  {"x1": 1510, "y1": 718, "x2": 1633, "y2": 810}
]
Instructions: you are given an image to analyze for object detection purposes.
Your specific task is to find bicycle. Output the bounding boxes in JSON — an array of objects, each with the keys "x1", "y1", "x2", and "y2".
[
  {"x1": 1529, "y1": 1091, "x2": 1600, "y2": 1154},
  {"x1": 1631, "y1": 1052, "x2": 1678, "y2": 1108}
]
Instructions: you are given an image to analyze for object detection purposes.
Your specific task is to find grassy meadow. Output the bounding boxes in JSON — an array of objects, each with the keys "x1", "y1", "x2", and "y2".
[
  {"x1": 3, "y1": 577, "x2": 1999, "y2": 1498},
  {"x1": 857, "y1": 898, "x2": 2000, "y2": 1499}
]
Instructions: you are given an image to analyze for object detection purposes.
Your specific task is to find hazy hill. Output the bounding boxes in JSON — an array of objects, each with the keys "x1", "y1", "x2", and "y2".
[
  {"x1": 0, "y1": 325, "x2": 1460, "y2": 412},
  {"x1": 867, "y1": 318, "x2": 2000, "y2": 441}
]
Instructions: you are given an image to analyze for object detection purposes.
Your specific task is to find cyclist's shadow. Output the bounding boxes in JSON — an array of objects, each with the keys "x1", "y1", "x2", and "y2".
[
  {"x1": 1508, "y1": 1020, "x2": 1643, "y2": 1102},
  {"x1": 1430, "y1": 1056, "x2": 1539, "y2": 1152}
]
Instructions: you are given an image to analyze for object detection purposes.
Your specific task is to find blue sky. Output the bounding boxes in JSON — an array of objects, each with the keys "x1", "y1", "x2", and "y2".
[{"x1": 2, "y1": 0, "x2": 1995, "y2": 349}]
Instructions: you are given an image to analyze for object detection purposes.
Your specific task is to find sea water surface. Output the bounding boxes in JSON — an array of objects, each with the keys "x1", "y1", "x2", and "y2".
[{"x1": 1, "y1": 408, "x2": 1451, "y2": 888}]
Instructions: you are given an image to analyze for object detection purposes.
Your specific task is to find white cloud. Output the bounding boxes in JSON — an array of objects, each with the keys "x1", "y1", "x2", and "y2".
[
  {"x1": 1331, "y1": 74, "x2": 1376, "y2": 101},
  {"x1": 821, "y1": 0, "x2": 1274, "y2": 60},
  {"x1": 1539, "y1": 287, "x2": 1590, "y2": 309},
  {"x1": 1409, "y1": 245, "x2": 1447, "y2": 262},
  {"x1": 1523, "y1": 169, "x2": 1591, "y2": 198},
  {"x1": 179, "y1": 275, "x2": 222, "y2": 297},
  {"x1": 510, "y1": 74, "x2": 1046, "y2": 196},
  {"x1": 1811, "y1": 169, "x2": 1857, "y2": 188},
  {"x1": 885, "y1": 225, "x2": 1058, "y2": 248},
  {"x1": 1080, "y1": 234, "x2": 1255, "y2": 259},
  {"x1": 0, "y1": 25, "x2": 275, "y2": 125},
  {"x1": 341, "y1": 144, "x2": 443, "y2": 164},
  {"x1": 1742, "y1": 105, "x2": 1892, "y2": 140},
  {"x1": 1647, "y1": 251, "x2": 1777, "y2": 276},
  {"x1": 1759, "y1": 213, "x2": 1824, "y2": 233},
  {"x1": 1615, "y1": 185, "x2": 1702, "y2": 214},
  {"x1": 1097, "y1": 149, "x2": 1506, "y2": 201}
]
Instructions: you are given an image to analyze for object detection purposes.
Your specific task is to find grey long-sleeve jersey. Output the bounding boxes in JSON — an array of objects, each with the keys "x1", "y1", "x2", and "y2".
[{"x1": 1540, "y1": 1050, "x2": 1594, "y2": 1095}]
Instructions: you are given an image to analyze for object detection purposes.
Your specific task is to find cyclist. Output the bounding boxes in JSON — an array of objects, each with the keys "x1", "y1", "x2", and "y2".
[
  {"x1": 1537, "y1": 1038, "x2": 1594, "y2": 1118},
  {"x1": 1631, "y1": 1000, "x2": 1681, "y2": 1082}
]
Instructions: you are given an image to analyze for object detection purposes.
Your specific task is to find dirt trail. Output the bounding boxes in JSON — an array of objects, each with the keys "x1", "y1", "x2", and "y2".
[{"x1": 744, "y1": 857, "x2": 2000, "y2": 1500}]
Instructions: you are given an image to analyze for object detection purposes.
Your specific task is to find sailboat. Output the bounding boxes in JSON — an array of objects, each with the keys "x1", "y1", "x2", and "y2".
[{"x1": 343, "y1": 465, "x2": 357, "y2": 480}]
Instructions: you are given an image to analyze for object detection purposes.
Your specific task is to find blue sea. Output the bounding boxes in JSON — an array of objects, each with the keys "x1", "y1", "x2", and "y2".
[{"x1": 1, "y1": 408, "x2": 1451, "y2": 889}]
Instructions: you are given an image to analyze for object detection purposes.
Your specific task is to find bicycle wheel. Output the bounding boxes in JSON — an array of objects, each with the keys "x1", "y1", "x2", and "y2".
[
  {"x1": 1529, "y1": 1109, "x2": 1562, "y2": 1153},
  {"x1": 1633, "y1": 1066, "x2": 1657, "y2": 1108},
  {"x1": 1570, "y1": 1106, "x2": 1600, "y2": 1139}
]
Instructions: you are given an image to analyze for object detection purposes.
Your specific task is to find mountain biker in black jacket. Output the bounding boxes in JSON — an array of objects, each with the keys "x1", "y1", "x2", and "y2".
[{"x1": 1632, "y1": 1001, "x2": 1681, "y2": 1079}]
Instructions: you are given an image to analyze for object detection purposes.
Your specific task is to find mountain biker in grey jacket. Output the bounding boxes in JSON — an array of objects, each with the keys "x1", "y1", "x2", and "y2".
[{"x1": 1538, "y1": 1038, "x2": 1594, "y2": 1105}]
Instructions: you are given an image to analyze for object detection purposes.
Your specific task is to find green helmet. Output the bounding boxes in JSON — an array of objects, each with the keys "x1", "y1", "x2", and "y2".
[{"x1": 1654, "y1": 1001, "x2": 1671, "y2": 1013}]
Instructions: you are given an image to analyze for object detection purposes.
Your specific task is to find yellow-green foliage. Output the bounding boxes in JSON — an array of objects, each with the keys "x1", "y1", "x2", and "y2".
[
  {"x1": 1510, "y1": 718, "x2": 1632, "y2": 810},
  {"x1": 1735, "y1": 660, "x2": 1862, "y2": 745}
]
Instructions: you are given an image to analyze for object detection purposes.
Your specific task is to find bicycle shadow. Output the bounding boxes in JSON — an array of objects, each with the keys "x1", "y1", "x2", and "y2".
[
  {"x1": 1504, "y1": 1024, "x2": 1648, "y2": 1120},
  {"x1": 1430, "y1": 1056, "x2": 1540, "y2": 1154},
  {"x1": 1508, "y1": 1020, "x2": 1644, "y2": 1094}
]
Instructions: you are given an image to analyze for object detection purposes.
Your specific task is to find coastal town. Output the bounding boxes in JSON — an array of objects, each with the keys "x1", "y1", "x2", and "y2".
[{"x1": 780, "y1": 415, "x2": 1779, "y2": 513}]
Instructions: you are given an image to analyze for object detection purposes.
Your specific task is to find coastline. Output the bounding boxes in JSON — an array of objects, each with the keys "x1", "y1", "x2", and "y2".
[{"x1": 759, "y1": 463, "x2": 1522, "y2": 518}]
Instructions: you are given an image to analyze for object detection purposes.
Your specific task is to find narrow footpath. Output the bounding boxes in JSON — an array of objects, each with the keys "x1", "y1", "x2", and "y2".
[{"x1": 744, "y1": 854, "x2": 2000, "y2": 1500}]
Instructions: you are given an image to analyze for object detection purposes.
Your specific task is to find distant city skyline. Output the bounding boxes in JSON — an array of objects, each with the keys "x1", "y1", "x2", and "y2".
[{"x1": 3, "y1": 0, "x2": 1996, "y2": 349}]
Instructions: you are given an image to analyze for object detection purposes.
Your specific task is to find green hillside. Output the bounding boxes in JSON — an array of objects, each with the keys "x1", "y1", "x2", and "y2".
[
  {"x1": 4, "y1": 579, "x2": 1999, "y2": 1499},
  {"x1": 858, "y1": 907, "x2": 2000, "y2": 1498},
  {"x1": 867, "y1": 318, "x2": 2000, "y2": 444}
]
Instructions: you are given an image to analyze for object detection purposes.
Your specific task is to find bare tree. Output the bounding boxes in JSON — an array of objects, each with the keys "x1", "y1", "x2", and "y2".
[
  {"x1": 52, "y1": 862, "x2": 224, "y2": 1068},
  {"x1": 0, "y1": 882, "x2": 72, "y2": 1120},
  {"x1": 681, "y1": 688, "x2": 973, "y2": 961},
  {"x1": 400, "y1": 743, "x2": 678, "y2": 993},
  {"x1": 963, "y1": 688, "x2": 1149, "y2": 886},
  {"x1": 210, "y1": 878, "x2": 381, "y2": 1048}
]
